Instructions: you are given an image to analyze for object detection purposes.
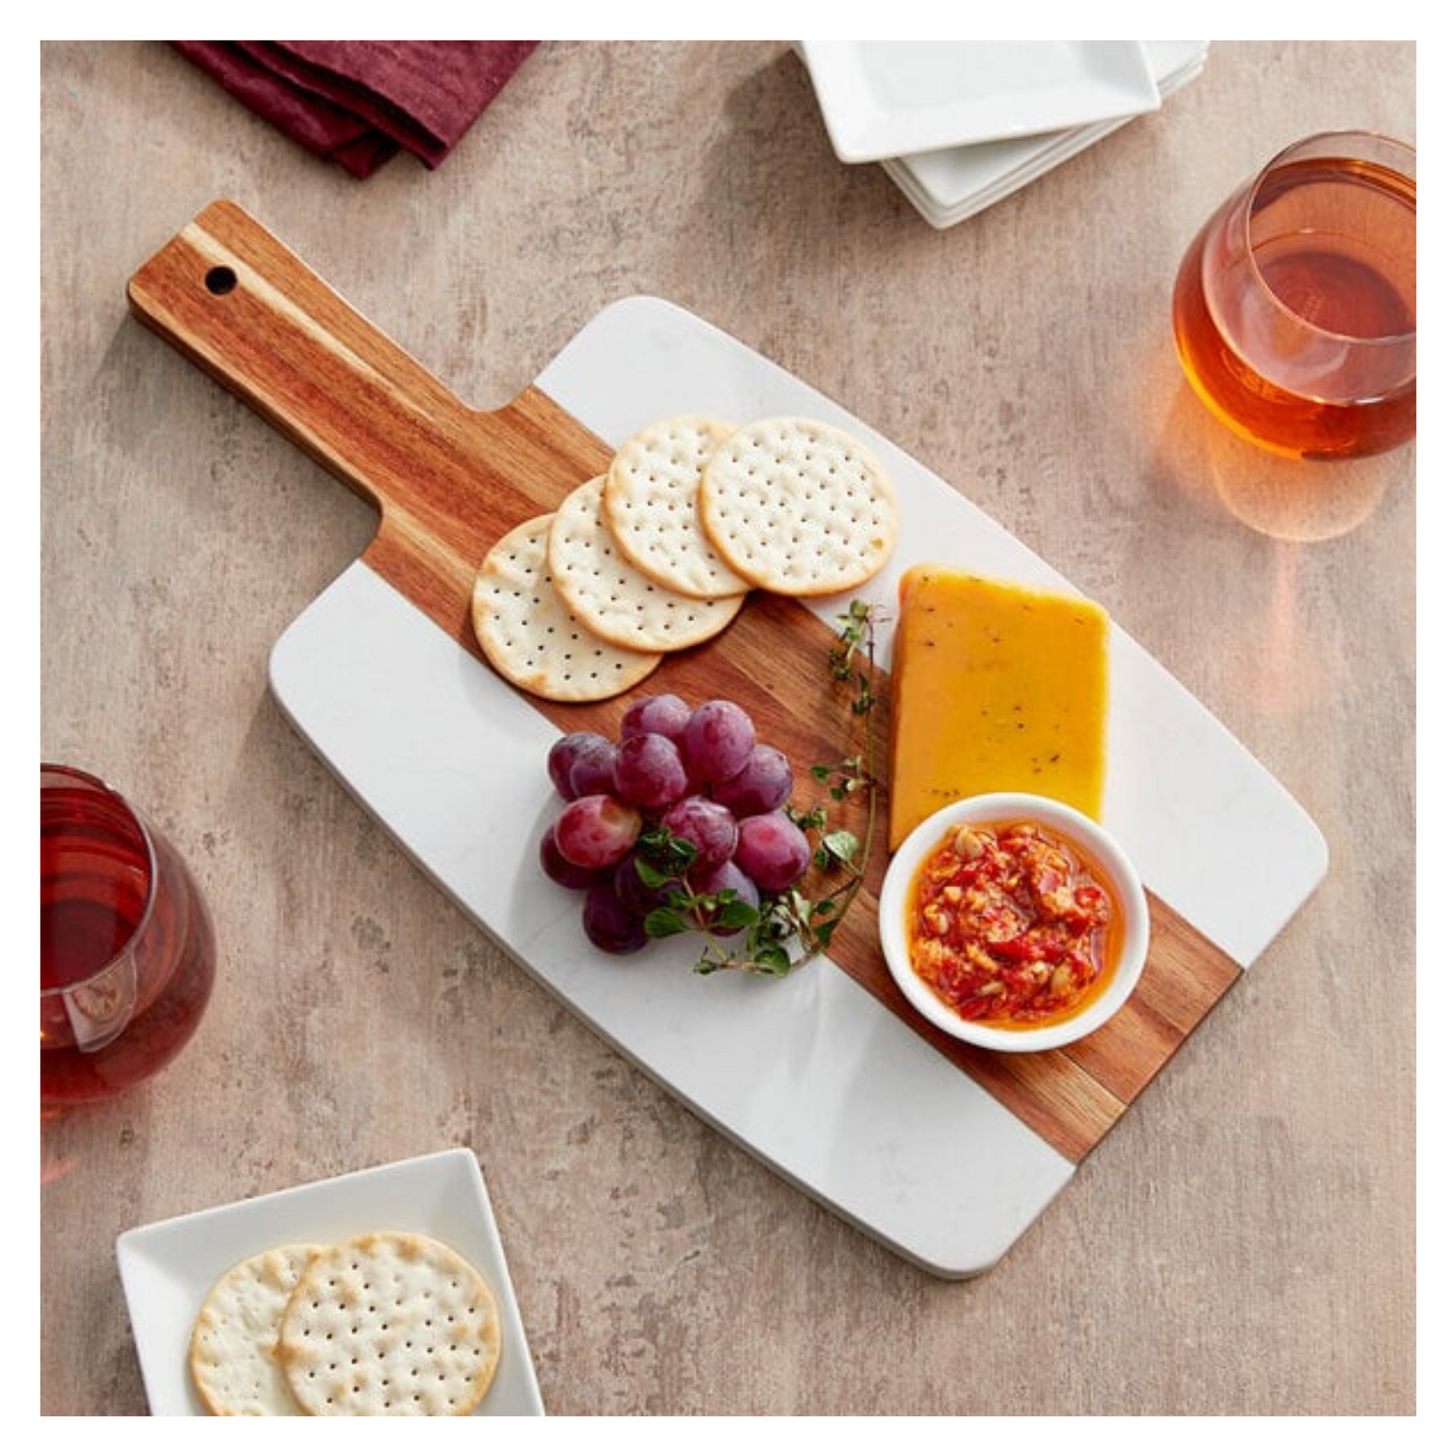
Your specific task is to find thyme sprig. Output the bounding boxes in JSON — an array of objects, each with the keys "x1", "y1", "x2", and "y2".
[{"x1": 641, "y1": 599, "x2": 884, "y2": 977}]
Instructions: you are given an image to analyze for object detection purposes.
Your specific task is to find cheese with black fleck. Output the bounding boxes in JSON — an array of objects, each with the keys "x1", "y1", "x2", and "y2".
[{"x1": 888, "y1": 566, "x2": 1109, "y2": 851}]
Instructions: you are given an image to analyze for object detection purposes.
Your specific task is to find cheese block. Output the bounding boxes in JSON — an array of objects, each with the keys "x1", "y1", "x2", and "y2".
[{"x1": 887, "y1": 566, "x2": 1109, "y2": 851}]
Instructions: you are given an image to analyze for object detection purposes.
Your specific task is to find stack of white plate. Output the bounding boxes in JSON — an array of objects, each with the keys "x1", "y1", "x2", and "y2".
[{"x1": 798, "y1": 41, "x2": 1209, "y2": 228}]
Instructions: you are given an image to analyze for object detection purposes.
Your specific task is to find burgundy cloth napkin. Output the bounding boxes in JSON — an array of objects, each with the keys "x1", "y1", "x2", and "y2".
[{"x1": 173, "y1": 41, "x2": 538, "y2": 177}]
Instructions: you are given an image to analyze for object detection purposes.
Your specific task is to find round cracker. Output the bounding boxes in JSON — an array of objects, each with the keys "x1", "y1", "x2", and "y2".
[
  {"x1": 698, "y1": 416, "x2": 899, "y2": 595},
  {"x1": 277, "y1": 1231, "x2": 502, "y2": 1417},
  {"x1": 188, "y1": 1242, "x2": 324, "y2": 1416},
  {"x1": 548, "y1": 475, "x2": 746, "y2": 652},
  {"x1": 471, "y1": 513, "x2": 661, "y2": 702},
  {"x1": 602, "y1": 415, "x2": 751, "y2": 599}
]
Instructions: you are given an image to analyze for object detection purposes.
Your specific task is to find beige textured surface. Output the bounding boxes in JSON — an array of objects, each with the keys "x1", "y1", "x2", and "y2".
[{"x1": 40, "y1": 42, "x2": 1415, "y2": 1415}]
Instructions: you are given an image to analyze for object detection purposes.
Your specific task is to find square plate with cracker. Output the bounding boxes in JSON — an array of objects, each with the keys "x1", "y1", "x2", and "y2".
[{"x1": 115, "y1": 1148, "x2": 544, "y2": 1416}]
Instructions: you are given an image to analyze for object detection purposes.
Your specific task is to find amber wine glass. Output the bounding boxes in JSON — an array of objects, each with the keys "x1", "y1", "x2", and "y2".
[
  {"x1": 1173, "y1": 131, "x2": 1415, "y2": 460},
  {"x1": 41, "y1": 765, "x2": 216, "y2": 1108}
]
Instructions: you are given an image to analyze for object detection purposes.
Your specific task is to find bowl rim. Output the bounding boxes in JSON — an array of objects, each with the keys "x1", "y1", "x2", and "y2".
[{"x1": 878, "y1": 792, "x2": 1150, "y2": 1053}]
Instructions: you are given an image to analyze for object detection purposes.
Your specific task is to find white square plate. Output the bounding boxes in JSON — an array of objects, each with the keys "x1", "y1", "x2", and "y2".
[
  {"x1": 887, "y1": 41, "x2": 1210, "y2": 222},
  {"x1": 115, "y1": 1148, "x2": 544, "y2": 1416},
  {"x1": 799, "y1": 40, "x2": 1161, "y2": 162}
]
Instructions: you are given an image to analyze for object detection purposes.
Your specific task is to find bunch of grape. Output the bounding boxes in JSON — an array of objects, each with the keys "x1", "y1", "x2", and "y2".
[{"x1": 540, "y1": 694, "x2": 814, "y2": 955}]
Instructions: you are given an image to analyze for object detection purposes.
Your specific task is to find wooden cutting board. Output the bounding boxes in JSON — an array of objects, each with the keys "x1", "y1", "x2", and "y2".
[{"x1": 127, "y1": 200, "x2": 1327, "y2": 1274}]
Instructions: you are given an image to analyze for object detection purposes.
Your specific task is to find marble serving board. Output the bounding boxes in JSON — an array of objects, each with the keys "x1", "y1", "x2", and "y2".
[{"x1": 127, "y1": 200, "x2": 1327, "y2": 1276}]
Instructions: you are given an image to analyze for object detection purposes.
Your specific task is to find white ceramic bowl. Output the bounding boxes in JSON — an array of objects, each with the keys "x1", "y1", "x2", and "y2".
[{"x1": 878, "y1": 792, "x2": 1150, "y2": 1052}]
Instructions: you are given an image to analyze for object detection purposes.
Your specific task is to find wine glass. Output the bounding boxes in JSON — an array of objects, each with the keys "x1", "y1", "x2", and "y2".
[
  {"x1": 1172, "y1": 131, "x2": 1415, "y2": 460},
  {"x1": 41, "y1": 765, "x2": 217, "y2": 1109}
]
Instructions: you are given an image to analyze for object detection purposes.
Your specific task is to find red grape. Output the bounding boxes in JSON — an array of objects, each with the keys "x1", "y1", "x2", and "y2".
[
  {"x1": 539, "y1": 823, "x2": 611, "y2": 890},
  {"x1": 547, "y1": 731, "x2": 617, "y2": 800},
  {"x1": 683, "y1": 699, "x2": 755, "y2": 784},
  {"x1": 620, "y1": 692, "x2": 692, "y2": 742},
  {"x1": 659, "y1": 795, "x2": 738, "y2": 870},
  {"x1": 687, "y1": 859, "x2": 760, "y2": 936},
  {"x1": 582, "y1": 884, "x2": 649, "y2": 954},
  {"x1": 710, "y1": 743, "x2": 794, "y2": 816},
  {"x1": 734, "y1": 811, "x2": 812, "y2": 892},
  {"x1": 613, "y1": 850, "x2": 684, "y2": 916},
  {"x1": 613, "y1": 733, "x2": 689, "y2": 811},
  {"x1": 553, "y1": 794, "x2": 642, "y2": 869},
  {"x1": 543, "y1": 734, "x2": 606, "y2": 803}
]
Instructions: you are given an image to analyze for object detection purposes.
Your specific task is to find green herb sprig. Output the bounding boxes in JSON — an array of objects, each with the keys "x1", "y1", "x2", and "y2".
[{"x1": 641, "y1": 599, "x2": 884, "y2": 977}]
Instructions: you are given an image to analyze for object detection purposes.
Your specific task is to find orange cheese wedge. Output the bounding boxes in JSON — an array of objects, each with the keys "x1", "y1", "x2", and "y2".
[{"x1": 887, "y1": 566, "x2": 1109, "y2": 851}]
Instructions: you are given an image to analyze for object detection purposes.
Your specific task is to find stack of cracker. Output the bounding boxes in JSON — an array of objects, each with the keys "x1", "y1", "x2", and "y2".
[
  {"x1": 471, "y1": 414, "x2": 900, "y2": 702},
  {"x1": 188, "y1": 1230, "x2": 502, "y2": 1416}
]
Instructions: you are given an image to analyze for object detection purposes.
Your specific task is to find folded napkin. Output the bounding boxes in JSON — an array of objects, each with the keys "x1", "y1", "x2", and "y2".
[{"x1": 173, "y1": 41, "x2": 539, "y2": 178}]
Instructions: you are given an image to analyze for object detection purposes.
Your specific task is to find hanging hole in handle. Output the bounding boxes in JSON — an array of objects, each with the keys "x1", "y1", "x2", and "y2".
[{"x1": 205, "y1": 265, "x2": 238, "y2": 296}]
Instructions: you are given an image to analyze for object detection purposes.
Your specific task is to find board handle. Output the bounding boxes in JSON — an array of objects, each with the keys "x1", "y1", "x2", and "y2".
[{"x1": 126, "y1": 198, "x2": 608, "y2": 644}]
